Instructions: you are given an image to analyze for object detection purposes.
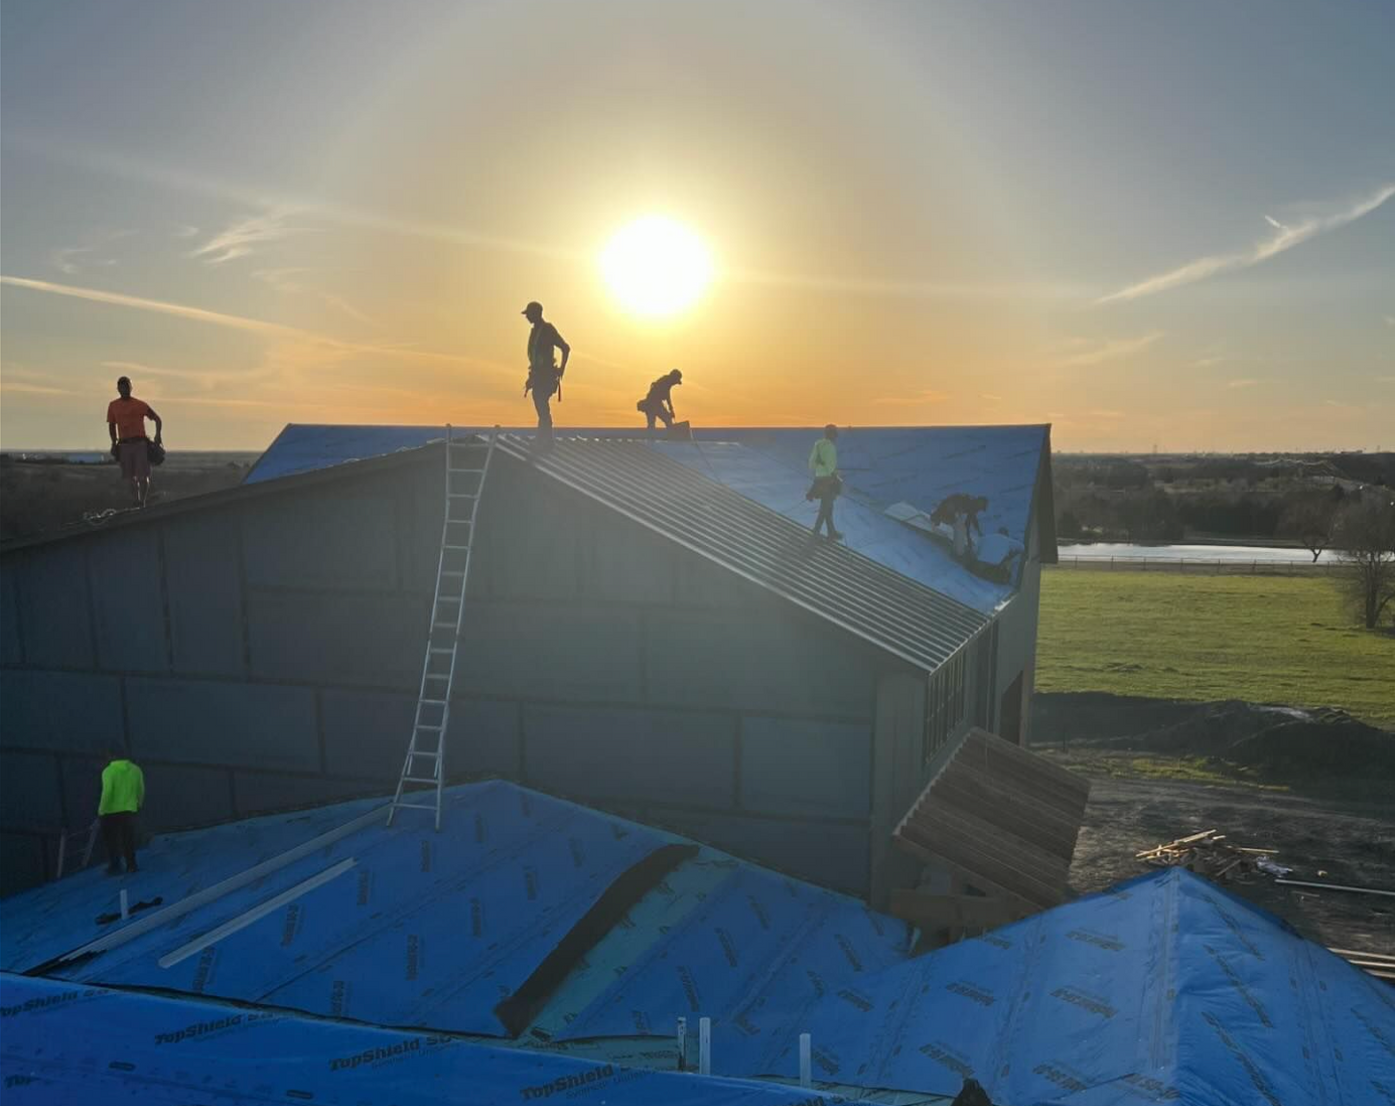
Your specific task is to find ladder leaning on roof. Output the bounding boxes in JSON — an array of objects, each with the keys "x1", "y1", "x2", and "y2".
[{"x1": 387, "y1": 425, "x2": 500, "y2": 831}]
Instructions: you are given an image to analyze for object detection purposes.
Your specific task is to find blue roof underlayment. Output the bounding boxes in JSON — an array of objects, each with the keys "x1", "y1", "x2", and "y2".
[
  {"x1": 2, "y1": 782, "x2": 678, "y2": 1036},
  {"x1": 244, "y1": 423, "x2": 1049, "y2": 613},
  {"x1": 4, "y1": 782, "x2": 1387, "y2": 1104},
  {"x1": 0, "y1": 974, "x2": 843, "y2": 1106}
]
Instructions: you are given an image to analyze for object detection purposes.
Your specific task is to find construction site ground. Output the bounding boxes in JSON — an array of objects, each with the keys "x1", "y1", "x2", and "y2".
[{"x1": 1033, "y1": 692, "x2": 1395, "y2": 956}]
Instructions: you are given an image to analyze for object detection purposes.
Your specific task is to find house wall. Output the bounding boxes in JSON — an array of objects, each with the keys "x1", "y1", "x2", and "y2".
[
  {"x1": 991, "y1": 474, "x2": 1046, "y2": 745},
  {"x1": 0, "y1": 451, "x2": 915, "y2": 898}
]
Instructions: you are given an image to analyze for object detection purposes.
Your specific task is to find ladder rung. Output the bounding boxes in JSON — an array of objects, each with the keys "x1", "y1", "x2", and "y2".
[
  {"x1": 393, "y1": 802, "x2": 438, "y2": 811},
  {"x1": 423, "y1": 673, "x2": 449, "y2": 680},
  {"x1": 402, "y1": 775, "x2": 439, "y2": 784},
  {"x1": 447, "y1": 492, "x2": 479, "y2": 499},
  {"x1": 444, "y1": 544, "x2": 471, "y2": 551},
  {"x1": 436, "y1": 595, "x2": 462, "y2": 603},
  {"x1": 419, "y1": 698, "x2": 447, "y2": 706},
  {"x1": 431, "y1": 621, "x2": 458, "y2": 629},
  {"x1": 449, "y1": 466, "x2": 487, "y2": 473},
  {"x1": 428, "y1": 647, "x2": 454, "y2": 655},
  {"x1": 416, "y1": 722, "x2": 445, "y2": 731},
  {"x1": 408, "y1": 748, "x2": 441, "y2": 759}
]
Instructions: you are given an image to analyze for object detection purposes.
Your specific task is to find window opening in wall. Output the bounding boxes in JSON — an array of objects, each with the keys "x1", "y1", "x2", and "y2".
[{"x1": 923, "y1": 649, "x2": 968, "y2": 764}]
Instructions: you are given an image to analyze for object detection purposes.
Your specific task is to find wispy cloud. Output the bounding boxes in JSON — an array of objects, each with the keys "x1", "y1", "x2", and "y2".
[
  {"x1": 1227, "y1": 378, "x2": 1263, "y2": 389},
  {"x1": 1192, "y1": 355, "x2": 1229, "y2": 368},
  {"x1": 1087, "y1": 409, "x2": 1125, "y2": 419},
  {"x1": 869, "y1": 388, "x2": 949, "y2": 405},
  {"x1": 0, "y1": 275, "x2": 513, "y2": 377},
  {"x1": 252, "y1": 267, "x2": 376, "y2": 326},
  {"x1": 730, "y1": 269, "x2": 1085, "y2": 303},
  {"x1": 190, "y1": 207, "x2": 307, "y2": 265},
  {"x1": 1045, "y1": 332, "x2": 1163, "y2": 368},
  {"x1": 1099, "y1": 183, "x2": 1395, "y2": 304},
  {"x1": 49, "y1": 229, "x2": 132, "y2": 275},
  {"x1": 3, "y1": 274, "x2": 315, "y2": 339},
  {"x1": 0, "y1": 381, "x2": 76, "y2": 397}
]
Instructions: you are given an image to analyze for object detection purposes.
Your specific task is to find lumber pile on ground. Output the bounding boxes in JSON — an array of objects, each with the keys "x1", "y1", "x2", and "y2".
[
  {"x1": 1134, "y1": 829, "x2": 1279, "y2": 884},
  {"x1": 1330, "y1": 947, "x2": 1395, "y2": 982}
]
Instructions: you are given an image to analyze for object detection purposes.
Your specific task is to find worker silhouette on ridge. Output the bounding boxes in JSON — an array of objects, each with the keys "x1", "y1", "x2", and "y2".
[
  {"x1": 522, "y1": 301, "x2": 569, "y2": 451},
  {"x1": 106, "y1": 375, "x2": 163, "y2": 507},
  {"x1": 807, "y1": 424, "x2": 843, "y2": 541},
  {"x1": 637, "y1": 369, "x2": 683, "y2": 433}
]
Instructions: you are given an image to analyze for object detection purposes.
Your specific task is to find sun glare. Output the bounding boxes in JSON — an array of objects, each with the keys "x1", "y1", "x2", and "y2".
[{"x1": 599, "y1": 215, "x2": 714, "y2": 318}]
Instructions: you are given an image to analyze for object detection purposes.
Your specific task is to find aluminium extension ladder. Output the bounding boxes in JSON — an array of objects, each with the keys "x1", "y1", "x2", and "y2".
[{"x1": 387, "y1": 425, "x2": 499, "y2": 830}]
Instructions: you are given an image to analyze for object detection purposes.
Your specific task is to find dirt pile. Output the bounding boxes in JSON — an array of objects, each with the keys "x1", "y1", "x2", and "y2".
[{"x1": 1033, "y1": 692, "x2": 1395, "y2": 782}]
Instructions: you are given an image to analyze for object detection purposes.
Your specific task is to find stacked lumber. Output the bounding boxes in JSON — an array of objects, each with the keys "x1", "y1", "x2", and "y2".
[
  {"x1": 891, "y1": 727, "x2": 1091, "y2": 942},
  {"x1": 1330, "y1": 947, "x2": 1395, "y2": 983},
  {"x1": 1134, "y1": 829, "x2": 1278, "y2": 883}
]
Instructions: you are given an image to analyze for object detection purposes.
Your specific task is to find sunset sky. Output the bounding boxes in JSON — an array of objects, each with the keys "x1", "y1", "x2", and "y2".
[{"x1": 2, "y1": 0, "x2": 1392, "y2": 452}]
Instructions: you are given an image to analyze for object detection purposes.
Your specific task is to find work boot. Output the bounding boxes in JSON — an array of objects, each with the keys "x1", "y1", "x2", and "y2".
[{"x1": 828, "y1": 529, "x2": 844, "y2": 542}]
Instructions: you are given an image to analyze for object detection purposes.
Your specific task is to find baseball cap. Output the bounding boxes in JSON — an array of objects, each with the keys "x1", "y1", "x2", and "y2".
[{"x1": 522, "y1": 301, "x2": 542, "y2": 316}]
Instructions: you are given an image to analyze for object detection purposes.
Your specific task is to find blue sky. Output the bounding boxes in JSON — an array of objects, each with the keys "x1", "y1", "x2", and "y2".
[{"x1": 2, "y1": 0, "x2": 1392, "y2": 450}]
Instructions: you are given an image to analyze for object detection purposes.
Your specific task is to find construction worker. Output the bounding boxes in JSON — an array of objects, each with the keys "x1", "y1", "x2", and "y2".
[
  {"x1": 806, "y1": 424, "x2": 843, "y2": 541},
  {"x1": 98, "y1": 749, "x2": 145, "y2": 875},
  {"x1": 637, "y1": 369, "x2": 682, "y2": 433},
  {"x1": 106, "y1": 376, "x2": 163, "y2": 507},
  {"x1": 931, "y1": 494, "x2": 988, "y2": 560},
  {"x1": 521, "y1": 301, "x2": 570, "y2": 451}
]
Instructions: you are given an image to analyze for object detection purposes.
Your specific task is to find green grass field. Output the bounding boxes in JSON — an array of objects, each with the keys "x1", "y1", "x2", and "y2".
[{"x1": 1037, "y1": 570, "x2": 1395, "y2": 728}]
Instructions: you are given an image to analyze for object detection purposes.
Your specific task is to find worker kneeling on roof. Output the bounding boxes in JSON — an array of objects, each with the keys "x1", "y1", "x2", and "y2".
[{"x1": 98, "y1": 749, "x2": 145, "y2": 875}]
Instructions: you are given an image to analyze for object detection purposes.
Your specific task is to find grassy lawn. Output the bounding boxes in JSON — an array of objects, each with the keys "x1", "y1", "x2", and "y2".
[{"x1": 1037, "y1": 570, "x2": 1395, "y2": 728}]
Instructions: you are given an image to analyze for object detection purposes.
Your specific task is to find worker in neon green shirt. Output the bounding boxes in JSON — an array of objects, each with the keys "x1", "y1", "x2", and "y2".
[
  {"x1": 806, "y1": 424, "x2": 843, "y2": 541},
  {"x1": 98, "y1": 749, "x2": 145, "y2": 875}
]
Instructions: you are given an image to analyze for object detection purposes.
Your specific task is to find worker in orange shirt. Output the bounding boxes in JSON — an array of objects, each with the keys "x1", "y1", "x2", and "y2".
[{"x1": 106, "y1": 375, "x2": 163, "y2": 507}]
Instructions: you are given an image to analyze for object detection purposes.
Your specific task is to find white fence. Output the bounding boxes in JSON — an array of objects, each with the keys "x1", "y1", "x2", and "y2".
[{"x1": 1052, "y1": 554, "x2": 1342, "y2": 576}]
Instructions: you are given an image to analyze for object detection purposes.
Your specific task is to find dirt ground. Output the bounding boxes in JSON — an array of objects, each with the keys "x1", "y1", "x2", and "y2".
[
  {"x1": 1031, "y1": 692, "x2": 1395, "y2": 957},
  {"x1": 1055, "y1": 765, "x2": 1394, "y2": 955},
  {"x1": 0, "y1": 453, "x2": 256, "y2": 543}
]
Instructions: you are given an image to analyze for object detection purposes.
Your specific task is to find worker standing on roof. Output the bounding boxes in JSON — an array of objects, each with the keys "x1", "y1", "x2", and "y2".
[
  {"x1": 637, "y1": 369, "x2": 682, "y2": 433},
  {"x1": 806, "y1": 424, "x2": 843, "y2": 541},
  {"x1": 522, "y1": 301, "x2": 570, "y2": 451},
  {"x1": 106, "y1": 376, "x2": 163, "y2": 508},
  {"x1": 98, "y1": 749, "x2": 145, "y2": 875}
]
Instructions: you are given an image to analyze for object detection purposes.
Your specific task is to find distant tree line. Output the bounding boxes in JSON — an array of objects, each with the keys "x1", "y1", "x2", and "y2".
[
  {"x1": 1053, "y1": 454, "x2": 1389, "y2": 545},
  {"x1": 1052, "y1": 453, "x2": 1395, "y2": 629}
]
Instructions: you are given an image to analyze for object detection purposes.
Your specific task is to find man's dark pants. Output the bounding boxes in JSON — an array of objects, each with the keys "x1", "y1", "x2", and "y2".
[
  {"x1": 102, "y1": 812, "x2": 138, "y2": 873},
  {"x1": 642, "y1": 402, "x2": 673, "y2": 433},
  {"x1": 531, "y1": 375, "x2": 556, "y2": 448},
  {"x1": 811, "y1": 476, "x2": 839, "y2": 535}
]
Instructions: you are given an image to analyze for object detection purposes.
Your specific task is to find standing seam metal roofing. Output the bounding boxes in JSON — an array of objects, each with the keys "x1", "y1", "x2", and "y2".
[
  {"x1": 497, "y1": 435, "x2": 988, "y2": 672},
  {"x1": 239, "y1": 423, "x2": 1051, "y2": 616}
]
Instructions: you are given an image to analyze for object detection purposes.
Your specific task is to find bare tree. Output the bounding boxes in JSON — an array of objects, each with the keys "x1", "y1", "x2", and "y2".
[
  {"x1": 1335, "y1": 495, "x2": 1395, "y2": 629},
  {"x1": 1281, "y1": 496, "x2": 1337, "y2": 562}
]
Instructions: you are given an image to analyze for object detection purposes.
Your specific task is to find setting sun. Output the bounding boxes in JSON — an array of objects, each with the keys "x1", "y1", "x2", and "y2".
[{"x1": 598, "y1": 215, "x2": 715, "y2": 319}]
